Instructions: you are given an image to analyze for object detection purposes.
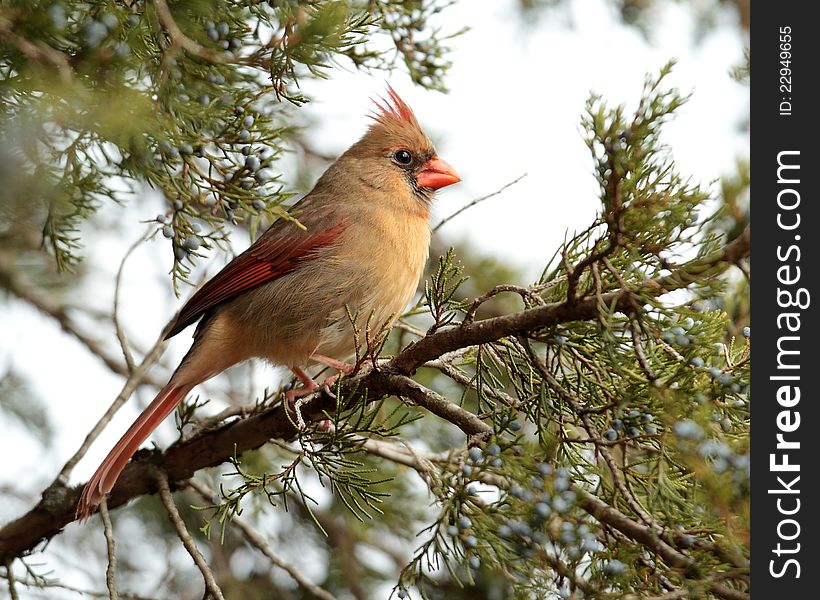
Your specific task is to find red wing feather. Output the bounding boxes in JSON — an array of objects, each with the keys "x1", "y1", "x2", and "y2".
[{"x1": 165, "y1": 222, "x2": 347, "y2": 339}]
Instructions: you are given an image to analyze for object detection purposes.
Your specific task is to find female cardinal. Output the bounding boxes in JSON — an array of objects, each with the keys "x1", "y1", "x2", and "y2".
[{"x1": 75, "y1": 87, "x2": 460, "y2": 520}]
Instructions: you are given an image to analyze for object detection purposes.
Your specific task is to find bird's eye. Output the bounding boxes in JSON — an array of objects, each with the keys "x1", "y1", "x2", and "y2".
[{"x1": 394, "y1": 149, "x2": 413, "y2": 165}]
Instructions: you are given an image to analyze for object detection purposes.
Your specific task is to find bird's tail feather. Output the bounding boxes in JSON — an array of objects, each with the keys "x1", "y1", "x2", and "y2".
[{"x1": 75, "y1": 383, "x2": 191, "y2": 521}]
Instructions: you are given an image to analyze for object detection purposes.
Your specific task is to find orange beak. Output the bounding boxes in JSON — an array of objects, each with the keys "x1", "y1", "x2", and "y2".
[{"x1": 416, "y1": 156, "x2": 461, "y2": 190}]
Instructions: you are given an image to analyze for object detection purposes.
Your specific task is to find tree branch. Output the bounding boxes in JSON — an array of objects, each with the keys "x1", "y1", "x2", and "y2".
[
  {"x1": 432, "y1": 173, "x2": 527, "y2": 233},
  {"x1": 0, "y1": 17, "x2": 73, "y2": 82},
  {"x1": 155, "y1": 471, "x2": 225, "y2": 600},
  {"x1": 366, "y1": 370, "x2": 492, "y2": 438},
  {"x1": 0, "y1": 228, "x2": 749, "y2": 563},
  {"x1": 153, "y1": 0, "x2": 230, "y2": 64},
  {"x1": 3, "y1": 558, "x2": 19, "y2": 600},
  {"x1": 98, "y1": 500, "x2": 118, "y2": 600},
  {"x1": 391, "y1": 226, "x2": 749, "y2": 374},
  {"x1": 53, "y1": 329, "x2": 169, "y2": 486},
  {"x1": 188, "y1": 479, "x2": 337, "y2": 600}
]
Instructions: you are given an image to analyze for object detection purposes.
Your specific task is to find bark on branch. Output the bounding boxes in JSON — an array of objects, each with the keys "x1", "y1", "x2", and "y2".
[{"x1": 0, "y1": 227, "x2": 749, "y2": 563}]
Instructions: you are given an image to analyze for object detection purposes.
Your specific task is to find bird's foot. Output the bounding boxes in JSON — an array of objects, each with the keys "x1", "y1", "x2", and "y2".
[
  {"x1": 286, "y1": 362, "x2": 351, "y2": 428},
  {"x1": 284, "y1": 383, "x2": 319, "y2": 403},
  {"x1": 320, "y1": 373, "x2": 343, "y2": 398},
  {"x1": 287, "y1": 367, "x2": 320, "y2": 428},
  {"x1": 311, "y1": 353, "x2": 355, "y2": 374}
]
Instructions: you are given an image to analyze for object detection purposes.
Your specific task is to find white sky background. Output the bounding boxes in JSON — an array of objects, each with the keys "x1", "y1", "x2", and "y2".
[{"x1": 0, "y1": 0, "x2": 747, "y2": 593}]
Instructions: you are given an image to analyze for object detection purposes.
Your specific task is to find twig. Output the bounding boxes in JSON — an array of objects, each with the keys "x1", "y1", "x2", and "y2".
[
  {"x1": 153, "y1": 0, "x2": 230, "y2": 64},
  {"x1": 432, "y1": 173, "x2": 527, "y2": 233},
  {"x1": 463, "y1": 283, "x2": 547, "y2": 325},
  {"x1": 284, "y1": 493, "x2": 373, "y2": 600},
  {"x1": 537, "y1": 547, "x2": 599, "y2": 596},
  {"x1": 630, "y1": 318, "x2": 657, "y2": 381},
  {"x1": 113, "y1": 229, "x2": 153, "y2": 373},
  {"x1": 182, "y1": 402, "x2": 260, "y2": 441},
  {"x1": 188, "y1": 480, "x2": 337, "y2": 600},
  {"x1": 657, "y1": 338, "x2": 686, "y2": 362},
  {"x1": 623, "y1": 586, "x2": 690, "y2": 599},
  {"x1": 601, "y1": 257, "x2": 656, "y2": 383},
  {"x1": 356, "y1": 437, "x2": 441, "y2": 492},
  {"x1": 622, "y1": 576, "x2": 749, "y2": 600},
  {"x1": 519, "y1": 337, "x2": 659, "y2": 529},
  {"x1": 0, "y1": 18, "x2": 73, "y2": 82},
  {"x1": 392, "y1": 320, "x2": 426, "y2": 337},
  {"x1": 4, "y1": 559, "x2": 18, "y2": 600},
  {"x1": 98, "y1": 500, "x2": 118, "y2": 600},
  {"x1": 368, "y1": 370, "x2": 492, "y2": 439},
  {"x1": 155, "y1": 471, "x2": 225, "y2": 600},
  {"x1": 575, "y1": 490, "x2": 692, "y2": 570},
  {"x1": 0, "y1": 574, "x2": 155, "y2": 599},
  {"x1": 425, "y1": 357, "x2": 518, "y2": 408},
  {"x1": 53, "y1": 327, "x2": 169, "y2": 485},
  {"x1": 708, "y1": 582, "x2": 749, "y2": 600}
]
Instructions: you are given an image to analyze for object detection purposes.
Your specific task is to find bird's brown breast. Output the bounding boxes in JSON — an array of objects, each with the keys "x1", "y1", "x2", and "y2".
[{"x1": 313, "y1": 205, "x2": 430, "y2": 360}]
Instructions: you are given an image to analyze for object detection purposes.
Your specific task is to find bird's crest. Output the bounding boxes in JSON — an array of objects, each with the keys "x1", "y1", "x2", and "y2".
[{"x1": 369, "y1": 84, "x2": 420, "y2": 130}]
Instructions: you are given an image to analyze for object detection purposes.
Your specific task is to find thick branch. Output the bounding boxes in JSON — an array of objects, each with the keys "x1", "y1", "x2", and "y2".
[
  {"x1": 0, "y1": 390, "x2": 330, "y2": 561},
  {"x1": 0, "y1": 228, "x2": 749, "y2": 562},
  {"x1": 392, "y1": 231, "x2": 749, "y2": 374},
  {"x1": 366, "y1": 370, "x2": 492, "y2": 437},
  {"x1": 577, "y1": 490, "x2": 693, "y2": 571}
]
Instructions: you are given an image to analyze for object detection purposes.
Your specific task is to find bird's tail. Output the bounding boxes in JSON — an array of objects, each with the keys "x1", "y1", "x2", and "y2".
[{"x1": 75, "y1": 382, "x2": 192, "y2": 521}]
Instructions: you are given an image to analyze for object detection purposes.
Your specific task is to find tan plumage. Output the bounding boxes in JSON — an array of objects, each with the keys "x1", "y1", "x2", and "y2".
[{"x1": 75, "y1": 87, "x2": 460, "y2": 520}]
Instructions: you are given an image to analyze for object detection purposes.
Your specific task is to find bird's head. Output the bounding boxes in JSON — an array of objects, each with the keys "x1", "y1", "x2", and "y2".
[{"x1": 337, "y1": 86, "x2": 460, "y2": 209}]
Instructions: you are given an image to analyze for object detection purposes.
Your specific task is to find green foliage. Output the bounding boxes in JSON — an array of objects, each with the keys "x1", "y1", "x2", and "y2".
[
  {"x1": 0, "y1": 0, "x2": 461, "y2": 286},
  {"x1": 197, "y1": 386, "x2": 420, "y2": 541},
  {"x1": 196, "y1": 64, "x2": 747, "y2": 600},
  {"x1": 425, "y1": 247, "x2": 469, "y2": 331},
  {"x1": 0, "y1": 5, "x2": 749, "y2": 599},
  {"x1": 370, "y1": 0, "x2": 464, "y2": 91},
  {"x1": 383, "y1": 65, "x2": 749, "y2": 598}
]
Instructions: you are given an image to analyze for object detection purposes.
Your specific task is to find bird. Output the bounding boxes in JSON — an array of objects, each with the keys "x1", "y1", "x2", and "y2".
[{"x1": 75, "y1": 86, "x2": 460, "y2": 520}]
